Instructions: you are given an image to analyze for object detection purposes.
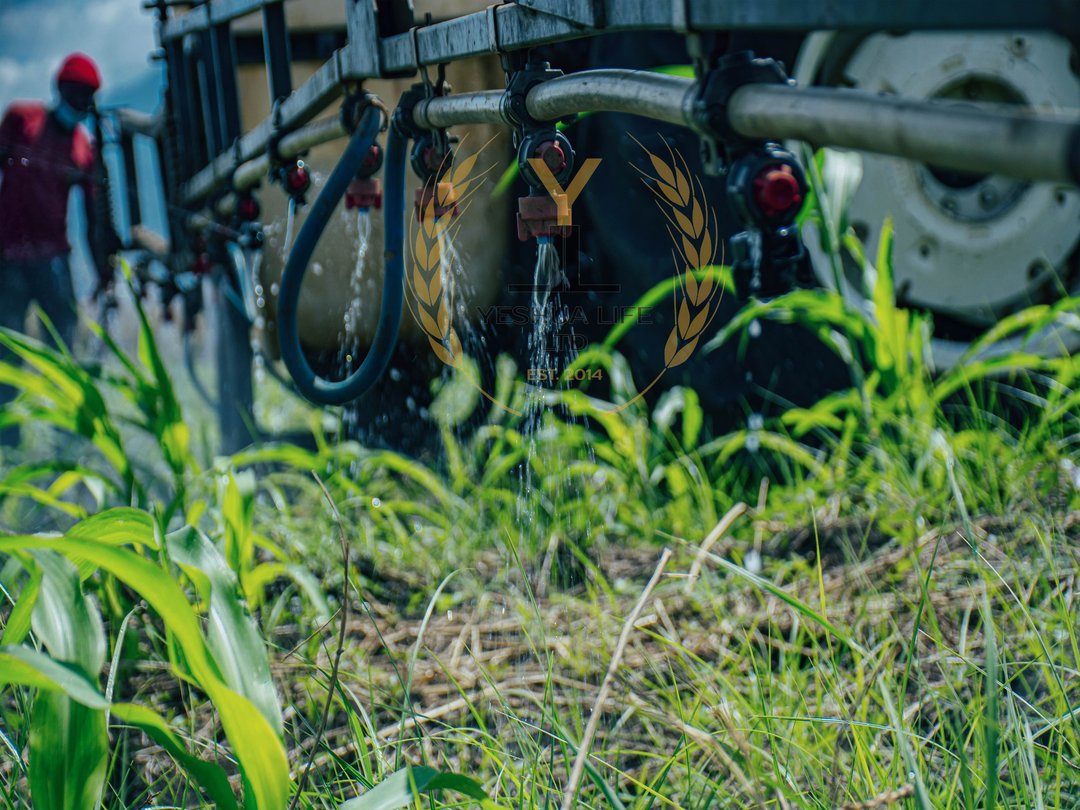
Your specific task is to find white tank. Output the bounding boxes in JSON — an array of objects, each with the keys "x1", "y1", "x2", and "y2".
[{"x1": 233, "y1": 0, "x2": 511, "y2": 357}]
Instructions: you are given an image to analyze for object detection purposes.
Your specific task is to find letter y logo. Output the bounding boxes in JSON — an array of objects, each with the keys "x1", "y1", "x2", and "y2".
[{"x1": 527, "y1": 157, "x2": 602, "y2": 226}]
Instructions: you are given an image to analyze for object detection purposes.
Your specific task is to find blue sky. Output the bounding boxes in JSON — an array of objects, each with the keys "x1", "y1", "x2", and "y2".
[{"x1": 0, "y1": 0, "x2": 163, "y2": 112}]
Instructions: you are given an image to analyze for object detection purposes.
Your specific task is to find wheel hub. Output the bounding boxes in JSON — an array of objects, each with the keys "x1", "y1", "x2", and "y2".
[{"x1": 795, "y1": 31, "x2": 1080, "y2": 326}]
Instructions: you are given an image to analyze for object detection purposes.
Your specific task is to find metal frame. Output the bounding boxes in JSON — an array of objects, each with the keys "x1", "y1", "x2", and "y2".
[
  {"x1": 159, "y1": 0, "x2": 1080, "y2": 43},
  {"x1": 125, "y1": 0, "x2": 1080, "y2": 446},
  {"x1": 152, "y1": 0, "x2": 1080, "y2": 210},
  {"x1": 261, "y1": 0, "x2": 293, "y2": 103}
]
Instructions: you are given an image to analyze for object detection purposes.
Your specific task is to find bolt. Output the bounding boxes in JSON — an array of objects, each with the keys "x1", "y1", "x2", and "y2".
[
  {"x1": 941, "y1": 196, "x2": 959, "y2": 213},
  {"x1": 979, "y1": 186, "x2": 999, "y2": 210},
  {"x1": 1009, "y1": 36, "x2": 1028, "y2": 57}
]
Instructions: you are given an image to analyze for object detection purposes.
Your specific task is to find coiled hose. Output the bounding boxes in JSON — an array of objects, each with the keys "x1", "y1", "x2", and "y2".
[{"x1": 277, "y1": 104, "x2": 405, "y2": 405}]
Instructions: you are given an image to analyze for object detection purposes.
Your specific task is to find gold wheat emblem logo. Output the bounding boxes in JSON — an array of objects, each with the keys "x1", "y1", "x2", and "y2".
[
  {"x1": 405, "y1": 136, "x2": 724, "y2": 414},
  {"x1": 633, "y1": 138, "x2": 724, "y2": 374},
  {"x1": 405, "y1": 146, "x2": 488, "y2": 370}
]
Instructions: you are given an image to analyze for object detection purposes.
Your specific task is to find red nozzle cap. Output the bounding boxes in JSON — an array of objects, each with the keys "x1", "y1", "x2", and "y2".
[
  {"x1": 362, "y1": 144, "x2": 382, "y2": 171},
  {"x1": 516, "y1": 194, "x2": 571, "y2": 241},
  {"x1": 347, "y1": 178, "x2": 383, "y2": 211},
  {"x1": 537, "y1": 140, "x2": 566, "y2": 174},
  {"x1": 286, "y1": 163, "x2": 310, "y2": 194},
  {"x1": 752, "y1": 165, "x2": 802, "y2": 218},
  {"x1": 192, "y1": 253, "x2": 212, "y2": 276},
  {"x1": 57, "y1": 53, "x2": 102, "y2": 91},
  {"x1": 237, "y1": 195, "x2": 260, "y2": 221}
]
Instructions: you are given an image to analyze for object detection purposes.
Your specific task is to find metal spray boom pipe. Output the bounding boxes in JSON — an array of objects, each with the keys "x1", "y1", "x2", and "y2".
[
  {"x1": 500, "y1": 70, "x2": 1080, "y2": 185},
  {"x1": 726, "y1": 83, "x2": 1080, "y2": 185},
  {"x1": 217, "y1": 69, "x2": 1079, "y2": 217}
]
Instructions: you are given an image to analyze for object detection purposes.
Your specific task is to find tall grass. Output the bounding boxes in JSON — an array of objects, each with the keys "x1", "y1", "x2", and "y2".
[{"x1": 0, "y1": 151, "x2": 1077, "y2": 809}]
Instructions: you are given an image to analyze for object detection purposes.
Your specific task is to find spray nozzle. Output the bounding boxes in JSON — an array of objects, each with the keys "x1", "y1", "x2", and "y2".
[
  {"x1": 515, "y1": 129, "x2": 575, "y2": 241},
  {"x1": 415, "y1": 181, "x2": 460, "y2": 220},
  {"x1": 236, "y1": 193, "x2": 261, "y2": 222},
  {"x1": 346, "y1": 143, "x2": 384, "y2": 210},
  {"x1": 276, "y1": 158, "x2": 311, "y2": 203},
  {"x1": 516, "y1": 190, "x2": 570, "y2": 241}
]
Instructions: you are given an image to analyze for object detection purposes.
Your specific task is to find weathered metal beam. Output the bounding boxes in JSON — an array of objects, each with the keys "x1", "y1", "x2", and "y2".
[
  {"x1": 180, "y1": 50, "x2": 345, "y2": 203},
  {"x1": 262, "y1": 1, "x2": 293, "y2": 104},
  {"x1": 169, "y1": 0, "x2": 1080, "y2": 206},
  {"x1": 164, "y1": 0, "x2": 1080, "y2": 51},
  {"x1": 161, "y1": 0, "x2": 268, "y2": 43},
  {"x1": 342, "y1": 0, "x2": 381, "y2": 79},
  {"x1": 211, "y1": 22, "x2": 243, "y2": 146},
  {"x1": 517, "y1": 0, "x2": 604, "y2": 28}
]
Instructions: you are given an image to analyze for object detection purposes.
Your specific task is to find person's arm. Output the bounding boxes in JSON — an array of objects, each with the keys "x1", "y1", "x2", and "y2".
[{"x1": 0, "y1": 107, "x2": 18, "y2": 172}]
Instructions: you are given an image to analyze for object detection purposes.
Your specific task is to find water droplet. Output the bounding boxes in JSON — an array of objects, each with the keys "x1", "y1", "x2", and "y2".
[
  {"x1": 389, "y1": 368, "x2": 402, "y2": 381},
  {"x1": 745, "y1": 549, "x2": 762, "y2": 574},
  {"x1": 312, "y1": 263, "x2": 323, "y2": 276},
  {"x1": 746, "y1": 434, "x2": 761, "y2": 453},
  {"x1": 371, "y1": 497, "x2": 381, "y2": 508},
  {"x1": 270, "y1": 282, "x2": 279, "y2": 296},
  {"x1": 748, "y1": 413, "x2": 764, "y2": 431},
  {"x1": 748, "y1": 319, "x2": 762, "y2": 338}
]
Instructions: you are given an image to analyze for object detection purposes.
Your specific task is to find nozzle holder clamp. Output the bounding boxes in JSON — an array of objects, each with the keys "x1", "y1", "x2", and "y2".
[
  {"x1": 694, "y1": 52, "x2": 811, "y2": 297},
  {"x1": 695, "y1": 49, "x2": 790, "y2": 160},
  {"x1": 265, "y1": 99, "x2": 308, "y2": 203},
  {"x1": 517, "y1": 129, "x2": 575, "y2": 191},
  {"x1": 502, "y1": 60, "x2": 564, "y2": 132},
  {"x1": 727, "y1": 145, "x2": 811, "y2": 299}
]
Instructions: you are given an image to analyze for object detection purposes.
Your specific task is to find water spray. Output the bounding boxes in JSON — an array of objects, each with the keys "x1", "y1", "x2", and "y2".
[{"x1": 276, "y1": 92, "x2": 402, "y2": 406}]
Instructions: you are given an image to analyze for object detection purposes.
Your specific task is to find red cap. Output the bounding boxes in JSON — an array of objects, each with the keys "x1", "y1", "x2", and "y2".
[
  {"x1": 57, "y1": 53, "x2": 102, "y2": 91},
  {"x1": 752, "y1": 166, "x2": 802, "y2": 218}
]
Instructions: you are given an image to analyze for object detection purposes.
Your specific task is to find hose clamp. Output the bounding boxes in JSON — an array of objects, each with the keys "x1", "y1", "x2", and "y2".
[
  {"x1": 501, "y1": 60, "x2": 564, "y2": 131},
  {"x1": 694, "y1": 50, "x2": 793, "y2": 173},
  {"x1": 694, "y1": 50, "x2": 791, "y2": 147},
  {"x1": 341, "y1": 89, "x2": 389, "y2": 135}
]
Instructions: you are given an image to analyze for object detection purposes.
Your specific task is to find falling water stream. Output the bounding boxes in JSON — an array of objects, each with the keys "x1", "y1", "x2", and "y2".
[
  {"x1": 341, "y1": 209, "x2": 373, "y2": 359},
  {"x1": 525, "y1": 236, "x2": 567, "y2": 389},
  {"x1": 516, "y1": 236, "x2": 593, "y2": 593},
  {"x1": 337, "y1": 209, "x2": 374, "y2": 443},
  {"x1": 282, "y1": 197, "x2": 298, "y2": 257}
]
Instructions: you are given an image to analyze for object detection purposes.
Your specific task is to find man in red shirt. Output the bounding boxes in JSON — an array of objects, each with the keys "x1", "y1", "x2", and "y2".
[{"x1": 0, "y1": 53, "x2": 114, "y2": 443}]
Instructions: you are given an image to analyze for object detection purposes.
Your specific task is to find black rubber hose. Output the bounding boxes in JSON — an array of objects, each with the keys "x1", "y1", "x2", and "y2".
[{"x1": 277, "y1": 105, "x2": 404, "y2": 405}]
